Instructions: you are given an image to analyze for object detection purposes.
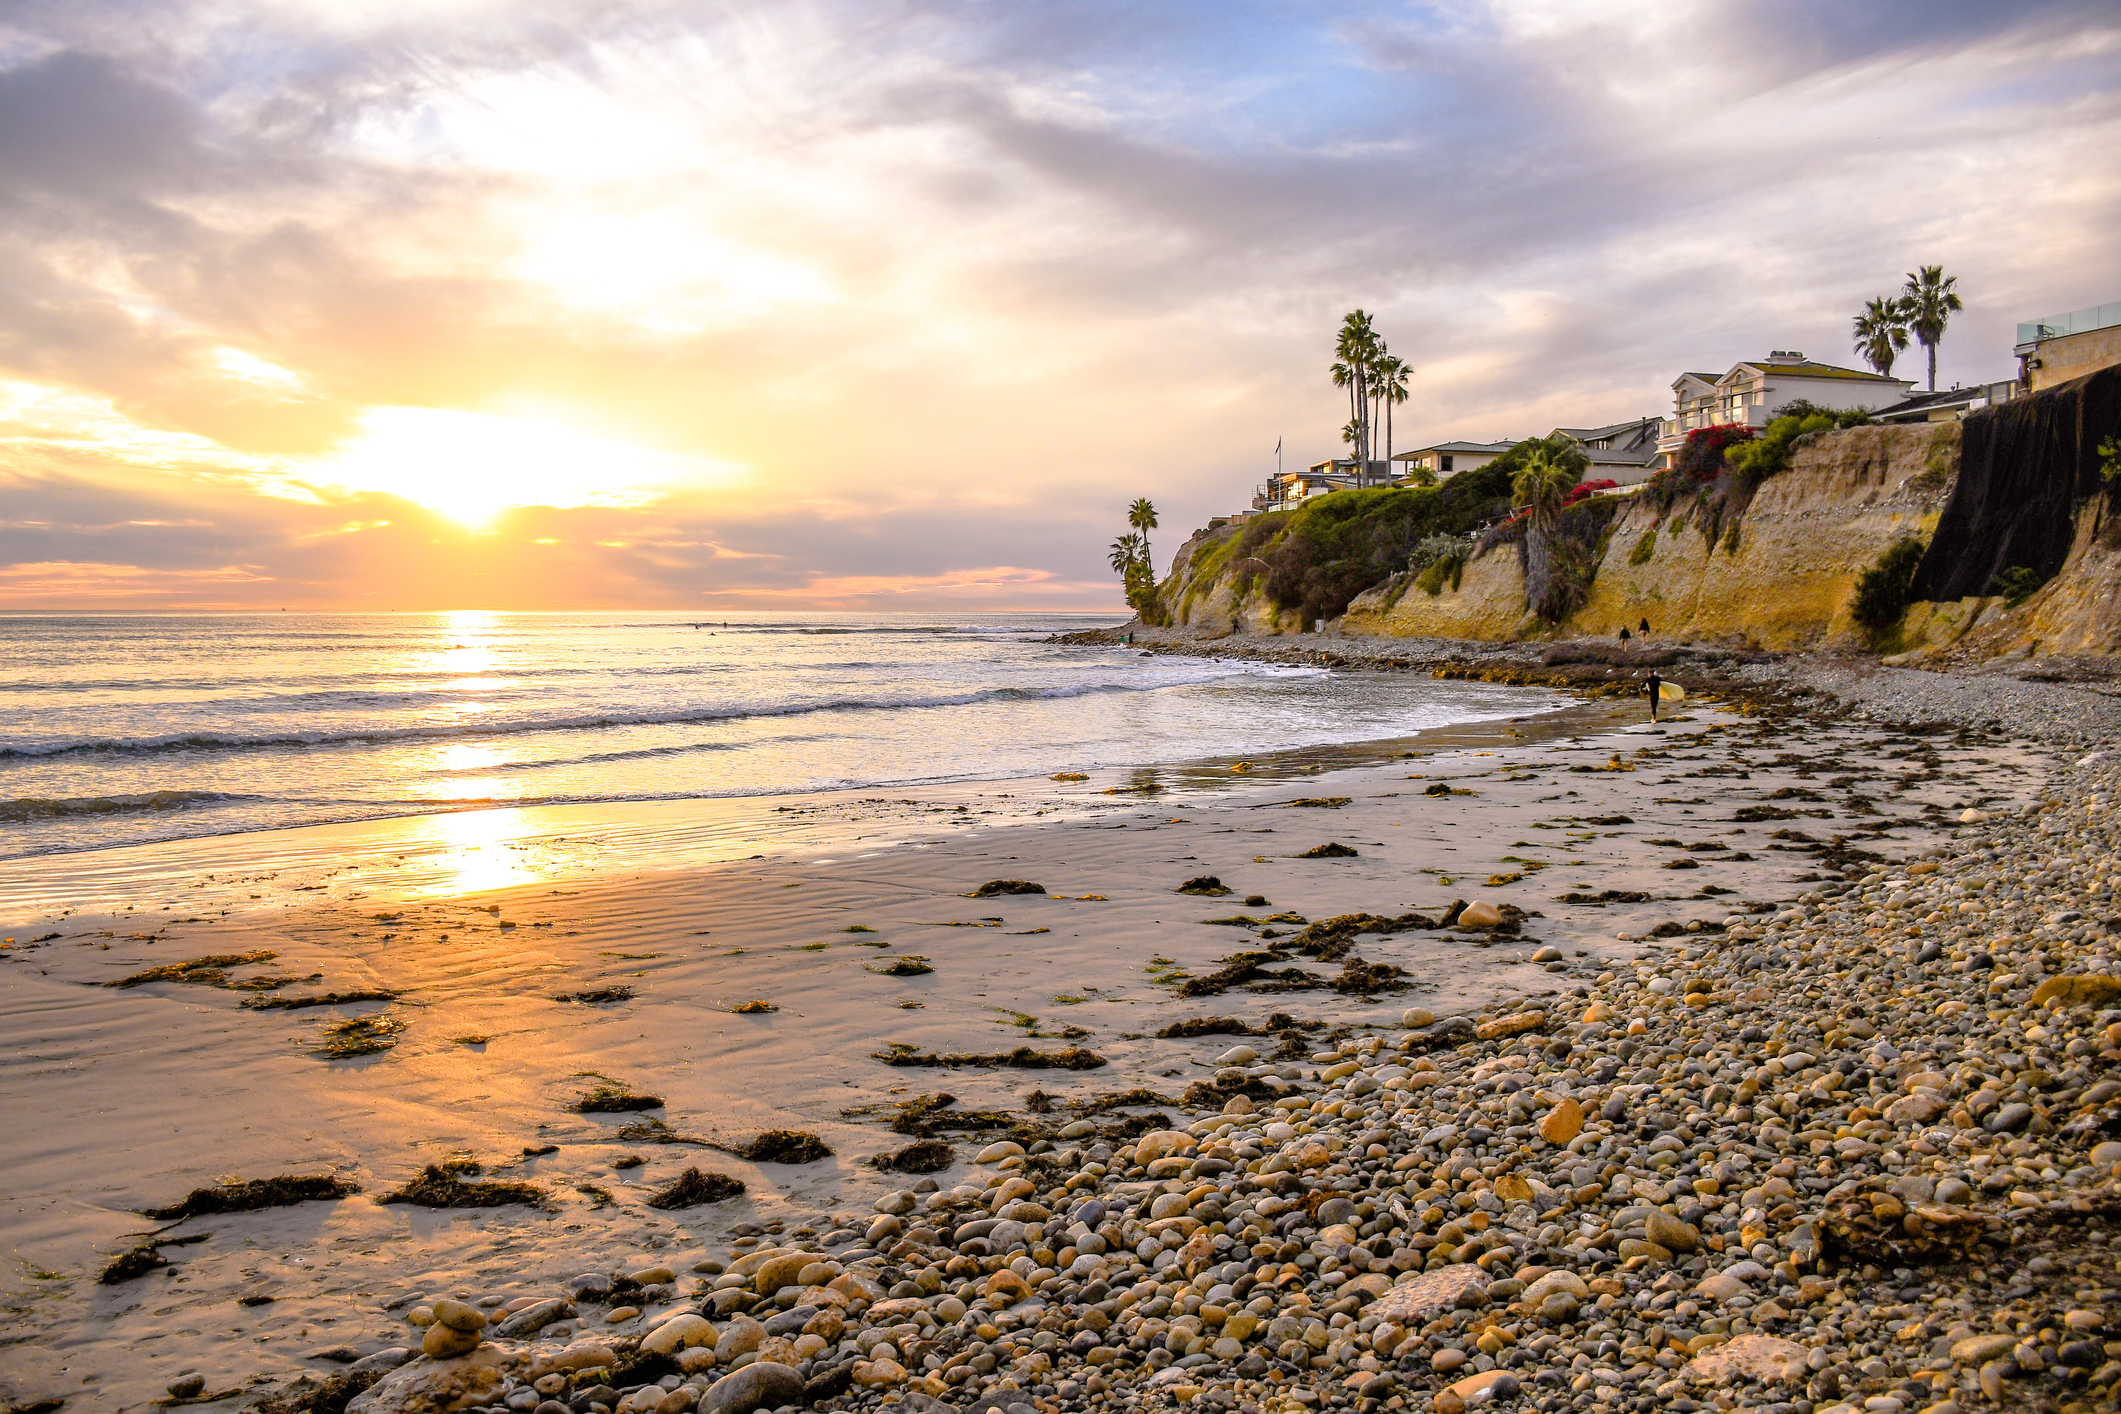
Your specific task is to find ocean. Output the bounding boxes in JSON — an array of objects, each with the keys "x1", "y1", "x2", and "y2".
[{"x1": 0, "y1": 611, "x2": 1566, "y2": 873}]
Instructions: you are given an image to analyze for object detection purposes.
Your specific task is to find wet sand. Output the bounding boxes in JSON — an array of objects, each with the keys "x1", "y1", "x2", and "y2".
[{"x1": 0, "y1": 695, "x2": 2046, "y2": 1411}]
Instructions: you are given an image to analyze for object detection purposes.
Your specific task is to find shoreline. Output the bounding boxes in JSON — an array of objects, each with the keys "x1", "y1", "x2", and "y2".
[{"x1": 2, "y1": 657, "x2": 2119, "y2": 1414}]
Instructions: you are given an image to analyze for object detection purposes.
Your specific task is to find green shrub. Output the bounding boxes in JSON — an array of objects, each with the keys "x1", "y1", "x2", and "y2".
[
  {"x1": 1722, "y1": 522, "x2": 1741, "y2": 556},
  {"x1": 1849, "y1": 537, "x2": 1927, "y2": 642},
  {"x1": 1629, "y1": 531, "x2": 1656, "y2": 566},
  {"x1": 1991, "y1": 565, "x2": 2045, "y2": 606},
  {"x1": 1256, "y1": 458, "x2": 1516, "y2": 622},
  {"x1": 1416, "y1": 556, "x2": 1461, "y2": 596},
  {"x1": 1727, "y1": 410, "x2": 1837, "y2": 490}
]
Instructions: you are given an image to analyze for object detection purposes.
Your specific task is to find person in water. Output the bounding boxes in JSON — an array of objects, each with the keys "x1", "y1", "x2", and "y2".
[{"x1": 1646, "y1": 670, "x2": 1662, "y2": 722}]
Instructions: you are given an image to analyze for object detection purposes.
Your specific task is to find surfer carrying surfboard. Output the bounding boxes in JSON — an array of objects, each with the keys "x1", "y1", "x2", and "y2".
[{"x1": 1647, "y1": 670, "x2": 1661, "y2": 722}]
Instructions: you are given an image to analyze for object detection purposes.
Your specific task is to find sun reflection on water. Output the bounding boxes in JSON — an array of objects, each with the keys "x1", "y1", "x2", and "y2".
[{"x1": 411, "y1": 807, "x2": 541, "y2": 896}]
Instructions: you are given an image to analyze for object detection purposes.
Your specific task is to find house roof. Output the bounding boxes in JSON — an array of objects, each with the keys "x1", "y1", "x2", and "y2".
[
  {"x1": 1872, "y1": 386, "x2": 1995, "y2": 419},
  {"x1": 1392, "y1": 440, "x2": 1516, "y2": 459},
  {"x1": 1722, "y1": 359, "x2": 1907, "y2": 385}
]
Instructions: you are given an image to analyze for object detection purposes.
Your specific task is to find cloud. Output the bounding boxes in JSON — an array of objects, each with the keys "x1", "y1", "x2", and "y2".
[{"x1": 0, "y1": 0, "x2": 2117, "y2": 607}]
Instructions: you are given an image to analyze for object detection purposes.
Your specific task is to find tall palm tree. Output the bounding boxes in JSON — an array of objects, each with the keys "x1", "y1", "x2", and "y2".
[
  {"x1": 1127, "y1": 498, "x2": 1158, "y2": 579},
  {"x1": 1852, "y1": 295, "x2": 1911, "y2": 378},
  {"x1": 1334, "y1": 311, "x2": 1378, "y2": 471},
  {"x1": 1901, "y1": 265, "x2": 1963, "y2": 392},
  {"x1": 1108, "y1": 532, "x2": 1144, "y2": 578},
  {"x1": 1513, "y1": 438, "x2": 1587, "y2": 615},
  {"x1": 1376, "y1": 355, "x2": 1411, "y2": 476}
]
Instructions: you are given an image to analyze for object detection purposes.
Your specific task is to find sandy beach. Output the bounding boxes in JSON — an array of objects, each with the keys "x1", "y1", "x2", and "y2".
[{"x1": 0, "y1": 664, "x2": 2060, "y2": 1413}]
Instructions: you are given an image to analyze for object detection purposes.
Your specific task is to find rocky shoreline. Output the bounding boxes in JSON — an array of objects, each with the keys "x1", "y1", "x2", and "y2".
[{"x1": 253, "y1": 672, "x2": 2121, "y2": 1414}]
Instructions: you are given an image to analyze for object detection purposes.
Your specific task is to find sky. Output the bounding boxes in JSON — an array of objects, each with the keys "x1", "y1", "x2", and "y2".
[{"x1": 0, "y1": 0, "x2": 2117, "y2": 612}]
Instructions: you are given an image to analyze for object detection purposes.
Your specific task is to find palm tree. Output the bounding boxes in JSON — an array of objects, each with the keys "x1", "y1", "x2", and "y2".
[
  {"x1": 1901, "y1": 265, "x2": 1963, "y2": 392},
  {"x1": 1108, "y1": 532, "x2": 1144, "y2": 578},
  {"x1": 1513, "y1": 438, "x2": 1587, "y2": 616},
  {"x1": 1376, "y1": 355, "x2": 1411, "y2": 476},
  {"x1": 1127, "y1": 498, "x2": 1158, "y2": 579},
  {"x1": 1334, "y1": 311, "x2": 1378, "y2": 471},
  {"x1": 1852, "y1": 295, "x2": 1911, "y2": 378}
]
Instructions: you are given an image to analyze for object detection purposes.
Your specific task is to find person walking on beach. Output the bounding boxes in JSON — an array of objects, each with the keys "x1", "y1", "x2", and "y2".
[
  {"x1": 1646, "y1": 670, "x2": 1662, "y2": 723},
  {"x1": 1639, "y1": 617, "x2": 1651, "y2": 637}
]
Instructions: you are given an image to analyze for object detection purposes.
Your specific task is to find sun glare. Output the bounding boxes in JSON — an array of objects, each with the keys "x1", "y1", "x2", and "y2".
[{"x1": 313, "y1": 406, "x2": 725, "y2": 525}]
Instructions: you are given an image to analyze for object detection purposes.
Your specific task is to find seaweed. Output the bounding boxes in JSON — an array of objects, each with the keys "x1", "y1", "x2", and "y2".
[
  {"x1": 249, "y1": 1370, "x2": 382, "y2": 1414},
  {"x1": 1277, "y1": 797, "x2": 1350, "y2": 809},
  {"x1": 866, "y1": 956, "x2": 934, "y2": 976},
  {"x1": 312, "y1": 1015, "x2": 401, "y2": 1058},
  {"x1": 107, "y1": 951, "x2": 277, "y2": 988},
  {"x1": 577, "y1": 1184, "x2": 616, "y2": 1209},
  {"x1": 1070, "y1": 1088, "x2": 1181, "y2": 1113},
  {"x1": 608, "y1": 1348, "x2": 683, "y2": 1389},
  {"x1": 241, "y1": 989, "x2": 399, "y2": 1010},
  {"x1": 380, "y1": 1165, "x2": 547, "y2": 1209},
  {"x1": 99, "y1": 1242, "x2": 171, "y2": 1283},
  {"x1": 575, "y1": 1082, "x2": 665, "y2": 1113},
  {"x1": 967, "y1": 880, "x2": 1046, "y2": 897},
  {"x1": 645, "y1": 1167, "x2": 746, "y2": 1208},
  {"x1": 1174, "y1": 876, "x2": 1232, "y2": 896},
  {"x1": 872, "y1": 1139, "x2": 956, "y2": 1173},
  {"x1": 1199, "y1": 912, "x2": 1308, "y2": 927},
  {"x1": 738, "y1": 1130, "x2": 834, "y2": 1163},
  {"x1": 615, "y1": 1118, "x2": 711, "y2": 1145},
  {"x1": 554, "y1": 986, "x2": 635, "y2": 1004},
  {"x1": 1295, "y1": 843, "x2": 1359, "y2": 858},
  {"x1": 874, "y1": 1044, "x2": 1105, "y2": 1070},
  {"x1": 1156, "y1": 1016, "x2": 1258, "y2": 1038},
  {"x1": 143, "y1": 1175, "x2": 360, "y2": 1220},
  {"x1": 1287, "y1": 911, "x2": 1435, "y2": 960},
  {"x1": 731, "y1": 1000, "x2": 778, "y2": 1013}
]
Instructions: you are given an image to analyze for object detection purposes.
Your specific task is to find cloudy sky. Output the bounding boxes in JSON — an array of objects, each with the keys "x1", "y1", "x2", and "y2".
[{"x1": 1, "y1": 0, "x2": 2116, "y2": 611}]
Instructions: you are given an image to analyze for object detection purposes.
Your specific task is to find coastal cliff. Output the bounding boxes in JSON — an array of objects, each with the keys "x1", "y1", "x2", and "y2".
[{"x1": 1155, "y1": 366, "x2": 2121, "y2": 659}]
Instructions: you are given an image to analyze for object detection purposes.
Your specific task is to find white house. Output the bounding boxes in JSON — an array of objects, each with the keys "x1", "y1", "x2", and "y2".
[
  {"x1": 1657, "y1": 352, "x2": 1913, "y2": 466},
  {"x1": 1391, "y1": 440, "x2": 1517, "y2": 481}
]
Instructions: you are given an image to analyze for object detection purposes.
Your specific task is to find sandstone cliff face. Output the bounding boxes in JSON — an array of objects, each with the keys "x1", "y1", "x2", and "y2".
[
  {"x1": 1899, "y1": 499, "x2": 2121, "y2": 662},
  {"x1": 1573, "y1": 423, "x2": 1959, "y2": 649},
  {"x1": 1159, "y1": 524, "x2": 1292, "y2": 636},
  {"x1": 1341, "y1": 422, "x2": 1959, "y2": 648}
]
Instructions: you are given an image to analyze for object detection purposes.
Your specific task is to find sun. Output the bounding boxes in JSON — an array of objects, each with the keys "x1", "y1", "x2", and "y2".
[{"x1": 311, "y1": 406, "x2": 722, "y2": 525}]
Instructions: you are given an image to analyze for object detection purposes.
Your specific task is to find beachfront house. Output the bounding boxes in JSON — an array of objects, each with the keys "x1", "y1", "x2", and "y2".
[
  {"x1": 1656, "y1": 353, "x2": 1912, "y2": 467},
  {"x1": 1391, "y1": 440, "x2": 1516, "y2": 482},
  {"x1": 1548, "y1": 415, "x2": 1665, "y2": 486},
  {"x1": 1254, "y1": 462, "x2": 1358, "y2": 512},
  {"x1": 2016, "y1": 299, "x2": 2121, "y2": 392},
  {"x1": 1871, "y1": 381, "x2": 2022, "y2": 424}
]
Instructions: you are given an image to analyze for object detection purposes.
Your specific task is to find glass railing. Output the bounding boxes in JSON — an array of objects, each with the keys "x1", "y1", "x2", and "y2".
[{"x1": 2019, "y1": 302, "x2": 2121, "y2": 345}]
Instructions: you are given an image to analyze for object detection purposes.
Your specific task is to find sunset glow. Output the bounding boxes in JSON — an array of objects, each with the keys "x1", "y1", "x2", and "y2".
[{"x1": 0, "y1": 2, "x2": 2116, "y2": 609}]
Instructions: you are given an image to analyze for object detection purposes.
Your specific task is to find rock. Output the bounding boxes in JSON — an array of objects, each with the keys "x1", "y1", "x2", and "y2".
[
  {"x1": 1537, "y1": 1098, "x2": 1583, "y2": 1146},
  {"x1": 643, "y1": 1313, "x2": 715, "y2": 1355},
  {"x1": 1458, "y1": 901, "x2": 1504, "y2": 929},
  {"x1": 751, "y1": 1253, "x2": 811, "y2": 1295},
  {"x1": 1685, "y1": 1335, "x2": 1808, "y2": 1384},
  {"x1": 494, "y1": 1299, "x2": 572, "y2": 1337},
  {"x1": 2029, "y1": 975, "x2": 2121, "y2": 1008},
  {"x1": 1369, "y1": 1266, "x2": 1489, "y2": 1325},
  {"x1": 714, "y1": 1316, "x2": 766, "y2": 1363},
  {"x1": 1695, "y1": 1273, "x2": 1747, "y2": 1300},
  {"x1": 1520, "y1": 1271, "x2": 1588, "y2": 1305},
  {"x1": 852, "y1": 1358, "x2": 909, "y2": 1387},
  {"x1": 1447, "y1": 1370, "x2": 1520, "y2": 1402},
  {"x1": 1216, "y1": 1045, "x2": 1258, "y2": 1065},
  {"x1": 1402, "y1": 1008, "x2": 1435, "y2": 1028},
  {"x1": 346, "y1": 1344, "x2": 513, "y2": 1413},
  {"x1": 1885, "y1": 1092, "x2": 1945, "y2": 1125},
  {"x1": 699, "y1": 1361, "x2": 806, "y2": 1414},
  {"x1": 1950, "y1": 1334, "x2": 2017, "y2": 1365},
  {"x1": 168, "y1": 1374, "x2": 207, "y2": 1398},
  {"x1": 1532, "y1": 946, "x2": 1562, "y2": 962},
  {"x1": 2091, "y1": 1141, "x2": 2121, "y2": 1167},
  {"x1": 1646, "y1": 1209, "x2": 1702, "y2": 1254},
  {"x1": 974, "y1": 1141, "x2": 1025, "y2": 1163},
  {"x1": 1476, "y1": 1010, "x2": 1544, "y2": 1040},
  {"x1": 348, "y1": 1349, "x2": 416, "y2": 1377},
  {"x1": 429, "y1": 1299, "x2": 486, "y2": 1333},
  {"x1": 421, "y1": 1322, "x2": 481, "y2": 1359},
  {"x1": 1986, "y1": 1102, "x2": 2034, "y2": 1134}
]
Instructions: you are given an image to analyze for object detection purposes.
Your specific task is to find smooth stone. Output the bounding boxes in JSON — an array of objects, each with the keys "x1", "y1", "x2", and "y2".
[
  {"x1": 1402, "y1": 1008, "x2": 1436, "y2": 1028},
  {"x1": 167, "y1": 1375, "x2": 207, "y2": 1399},
  {"x1": 430, "y1": 1298, "x2": 487, "y2": 1333},
  {"x1": 699, "y1": 1361, "x2": 805, "y2": 1414},
  {"x1": 1950, "y1": 1334, "x2": 2016, "y2": 1365},
  {"x1": 1458, "y1": 902, "x2": 1504, "y2": 929},
  {"x1": 422, "y1": 1322, "x2": 482, "y2": 1359}
]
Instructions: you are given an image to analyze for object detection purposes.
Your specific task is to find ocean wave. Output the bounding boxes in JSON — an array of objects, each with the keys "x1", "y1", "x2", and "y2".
[
  {"x1": 0, "y1": 790, "x2": 247, "y2": 822},
  {"x1": 0, "y1": 671, "x2": 1278, "y2": 761}
]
